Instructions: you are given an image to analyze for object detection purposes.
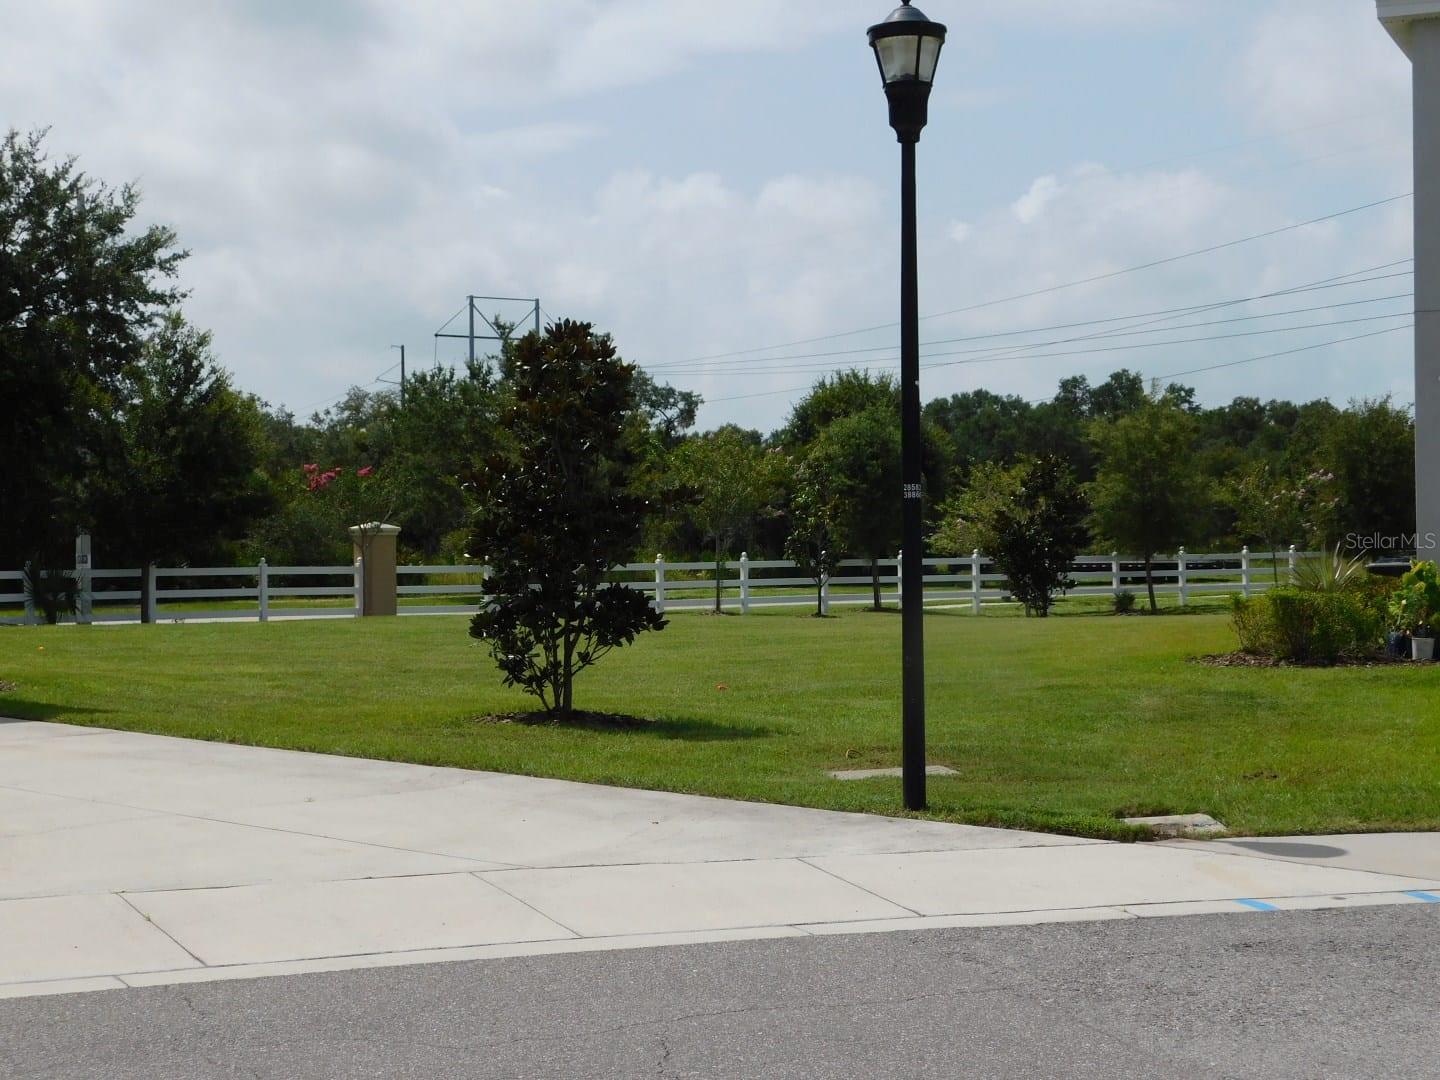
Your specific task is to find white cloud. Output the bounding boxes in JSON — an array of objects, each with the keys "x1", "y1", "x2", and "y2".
[
  {"x1": 1233, "y1": 0, "x2": 1412, "y2": 186},
  {"x1": 1012, "y1": 175, "x2": 1063, "y2": 224}
]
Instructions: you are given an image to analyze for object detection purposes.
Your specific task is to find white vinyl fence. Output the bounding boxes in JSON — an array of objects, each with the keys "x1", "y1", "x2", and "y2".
[
  {"x1": 0, "y1": 561, "x2": 363, "y2": 626},
  {"x1": 1, "y1": 547, "x2": 1313, "y2": 626}
]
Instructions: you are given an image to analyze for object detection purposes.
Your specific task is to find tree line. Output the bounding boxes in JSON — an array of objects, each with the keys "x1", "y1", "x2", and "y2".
[{"x1": 3, "y1": 129, "x2": 1416, "y2": 623}]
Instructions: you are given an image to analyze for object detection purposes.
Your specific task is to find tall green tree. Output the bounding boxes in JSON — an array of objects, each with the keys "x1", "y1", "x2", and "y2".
[
  {"x1": 670, "y1": 426, "x2": 789, "y2": 613},
  {"x1": 87, "y1": 313, "x2": 273, "y2": 588},
  {"x1": 1087, "y1": 398, "x2": 1210, "y2": 612},
  {"x1": 467, "y1": 321, "x2": 665, "y2": 716},
  {"x1": 386, "y1": 361, "x2": 498, "y2": 557},
  {"x1": 1316, "y1": 397, "x2": 1414, "y2": 546},
  {"x1": 924, "y1": 388, "x2": 1036, "y2": 483},
  {"x1": 780, "y1": 369, "x2": 898, "y2": 447},
  {"x1": 0, "y1": 129, "x2": 184, "y2": 569},
  {"x1": 803, "y1": 406, "x2": 902, "y2": 609},
  {"x1": 631, "y1": 369, "x2": 702, "y2": 451}
]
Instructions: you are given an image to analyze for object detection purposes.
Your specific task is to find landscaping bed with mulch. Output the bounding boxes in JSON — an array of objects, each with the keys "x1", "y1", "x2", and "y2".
[{"x1": 1192, "y1": 652, "x2": 1406, "y2": 669}]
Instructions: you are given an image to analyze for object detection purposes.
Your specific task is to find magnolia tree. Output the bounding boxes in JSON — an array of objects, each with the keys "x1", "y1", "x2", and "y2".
[{"x1": 467, "y1": 320, "x2": 665, "y2": 716}]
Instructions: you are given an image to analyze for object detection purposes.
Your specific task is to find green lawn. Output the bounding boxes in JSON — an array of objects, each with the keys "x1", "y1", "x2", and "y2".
[{"x1": 2, "y1": 608, "x2": 1437, "y2": 841}]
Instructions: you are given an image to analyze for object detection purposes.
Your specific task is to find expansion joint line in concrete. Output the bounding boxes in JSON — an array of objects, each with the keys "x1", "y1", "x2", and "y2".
[{"x1": 0, "y1": 779, "x2": 528, "y2": 872}]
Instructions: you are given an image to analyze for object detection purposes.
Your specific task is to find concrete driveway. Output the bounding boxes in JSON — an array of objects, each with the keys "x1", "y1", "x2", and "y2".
[{"x1": 3, "y1": 718, "x2": 1439, "y2": 1000}]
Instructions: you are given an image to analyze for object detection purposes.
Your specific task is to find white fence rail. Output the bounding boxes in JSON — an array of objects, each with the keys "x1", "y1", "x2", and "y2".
[
  {"x1": 1, "y1": 547, "x2": 1314, "y2": 626},
  {"x1": 0, "y1": 560, "x2": 362, "y2": 625}
]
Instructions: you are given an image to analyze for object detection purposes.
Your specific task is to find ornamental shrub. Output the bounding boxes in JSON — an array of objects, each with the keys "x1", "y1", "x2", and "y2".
[
  {"x1": 1231, "y1": 586, "x2": 1388, "y2": 665},
  {"x1": 1389, "y1": 561, "x2": 1440, "y2": 636}
]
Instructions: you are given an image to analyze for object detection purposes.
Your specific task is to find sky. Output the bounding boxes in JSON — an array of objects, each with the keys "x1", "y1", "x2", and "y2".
[{"x1": 0, "y1": 0, "x2": 1420, "y2": 432}]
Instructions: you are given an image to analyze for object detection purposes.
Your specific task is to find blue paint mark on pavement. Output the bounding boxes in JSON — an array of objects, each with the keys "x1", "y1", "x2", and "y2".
[
  {"x1": 1404, "y1": 891, "x2": 1440, "y2": 903},
  {"x1": 1235, "y1": 899, "x2": 1279, "y2": 912}
]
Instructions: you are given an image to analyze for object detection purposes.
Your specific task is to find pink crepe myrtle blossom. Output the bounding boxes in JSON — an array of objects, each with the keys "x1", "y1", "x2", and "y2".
[{"x1": 305, "y1": 467, "x2": 342, "y2": 492}]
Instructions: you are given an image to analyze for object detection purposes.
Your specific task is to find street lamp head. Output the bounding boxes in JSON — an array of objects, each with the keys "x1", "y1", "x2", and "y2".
[{"x1": 868, "y1": 1, "x2": 947, "y2": 142}]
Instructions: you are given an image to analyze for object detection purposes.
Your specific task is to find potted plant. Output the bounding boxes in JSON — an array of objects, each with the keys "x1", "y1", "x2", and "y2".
[{"x1": 1389, "y1": 561, "x2": 1440, "y2": 660}]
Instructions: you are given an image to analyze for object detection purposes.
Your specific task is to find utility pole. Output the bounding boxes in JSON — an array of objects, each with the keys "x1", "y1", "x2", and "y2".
[{"x1": 380, "y1": 345, "x2": 407, "y2": 407}]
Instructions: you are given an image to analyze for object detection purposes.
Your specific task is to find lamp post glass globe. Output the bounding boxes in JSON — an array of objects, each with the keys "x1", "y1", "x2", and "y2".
[{"x1": 868, "y1": 2, "x2": 947, "y2": 142}]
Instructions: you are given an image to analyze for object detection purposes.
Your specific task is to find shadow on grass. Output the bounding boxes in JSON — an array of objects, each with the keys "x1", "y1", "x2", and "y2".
[
  {"x1": 0, "y1": 699, "x2": 113, "y2": 723},
  {"x1": 472, "y1": 710, "x2": 772, "y2": 742}
]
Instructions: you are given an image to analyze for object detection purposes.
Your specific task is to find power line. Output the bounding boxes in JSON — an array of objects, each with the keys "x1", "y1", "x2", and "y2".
[
  {"x1": 921, "y1": 311, "x2": 1414, "y2": 373},
  {"x1": 1155, "y1": 323, "x2": 1413, "y2": 381},
  {"x1": 669, "y1": 193, "x2": 1413, "y2": 366},
  {"x1": 702, "y1": 321, "x2": 1411, "y2": 408},
  {"x1": 694, "y1": 310, "x2": 1414, "y2": 378},
  {"x1": 654, "y1": 280, "x2": 1414, "y2": 377}
]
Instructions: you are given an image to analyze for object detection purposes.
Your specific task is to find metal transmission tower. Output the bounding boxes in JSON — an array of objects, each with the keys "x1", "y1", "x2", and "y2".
[
  {"x1": 377, "y1": 345, "x2": 406, "y2": 406},
  {"x1": 434, "y1": 295, "x2": 542, "y2": 365}
]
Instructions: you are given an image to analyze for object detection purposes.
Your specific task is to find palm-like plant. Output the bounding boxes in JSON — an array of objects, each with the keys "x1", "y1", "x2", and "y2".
[
  {"x1": 21, "y1": 564, "x2": 77, "y2": 625},
  {"x1": 1293, "y1": 543, "x2": 1368, "y2": 594}
]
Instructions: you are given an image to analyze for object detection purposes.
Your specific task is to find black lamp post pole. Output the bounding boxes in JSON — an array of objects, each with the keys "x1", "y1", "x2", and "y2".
[
  {"x1": 870, "y1": 0, "x2": 944, "y2": 813},
  {"x1": 898, "y1": 137, "x2": 926, "y2": 812}
]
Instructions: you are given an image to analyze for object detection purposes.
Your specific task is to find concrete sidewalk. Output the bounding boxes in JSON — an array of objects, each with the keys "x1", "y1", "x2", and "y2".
[{"x1": 3, "y1": 718, "x2": 1439, "y2": 1000}]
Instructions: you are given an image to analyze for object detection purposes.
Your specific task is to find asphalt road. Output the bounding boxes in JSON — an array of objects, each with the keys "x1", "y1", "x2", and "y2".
[{"x1": 4, "y1": 905, "x2": 1438, "y2": 1079}]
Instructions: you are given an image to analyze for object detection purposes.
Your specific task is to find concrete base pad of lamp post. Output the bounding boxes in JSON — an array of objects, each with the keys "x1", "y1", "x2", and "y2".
[{"x1": 829, "y1": 765, "x2": 958, "y2": 781}]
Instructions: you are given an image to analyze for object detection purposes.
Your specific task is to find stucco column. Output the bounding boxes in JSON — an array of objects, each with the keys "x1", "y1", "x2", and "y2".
[
  {"x1": 1380, "y1": 2, "x2": 1440, "y2": 555},
  {"x1": 349, "y1": 522, "x2": 400, "y2": 616}
]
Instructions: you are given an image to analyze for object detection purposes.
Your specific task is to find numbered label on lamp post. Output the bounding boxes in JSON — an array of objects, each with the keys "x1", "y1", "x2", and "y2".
[{"x1": 903, "y1": 483, "x2": 922, "y2": 500}]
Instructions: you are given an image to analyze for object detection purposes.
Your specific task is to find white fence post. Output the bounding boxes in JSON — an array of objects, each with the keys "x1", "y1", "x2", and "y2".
[
  {"x1": 1178, "y1": 547, "x2": 1189, "y2": 607},
  {"x1": 1111, "y1": 552, "x2": 1121, "y2": 598},
  {"x1": 653, "y1": 554, "x2": 666, "y2": 615},
  {"x1": 1288, "y1": 544, "x2": 1298, "y2": 583},
  {"x1": 820, "y1": 552, "x2": 831, "y2": 616},
  {"x1": 971, "y1": 549, "x2": 983, "y2": 614},
  {"x1": 1241, "y1": 546, "x2": 1252, "y2": 598},
  {"x1": 144, "y1": 564, "x2": 158, "y2": 624},
  {"x1": 354, "y1": 556, "x2": 365, "y2": 617},
  {"x1": 739, "y1": 552, "x2": 751, "y2": 614},
  {"x1": 258, "y1": 559, "x2": 269, "y2": 622}
]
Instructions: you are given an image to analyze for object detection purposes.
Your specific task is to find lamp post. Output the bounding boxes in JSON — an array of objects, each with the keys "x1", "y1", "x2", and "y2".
[{"x1": 869, "y1": 2, "x2": 946, "y2": 812}]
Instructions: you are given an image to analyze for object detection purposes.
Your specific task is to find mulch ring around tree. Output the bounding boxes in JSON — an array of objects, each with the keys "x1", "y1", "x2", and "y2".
[
  {"x1": 1191, "y1": 652, "x2": 1408, "y2": 669},
  {"x1": 471, "y1": 711, "x2": 656, "y2": 731}
]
